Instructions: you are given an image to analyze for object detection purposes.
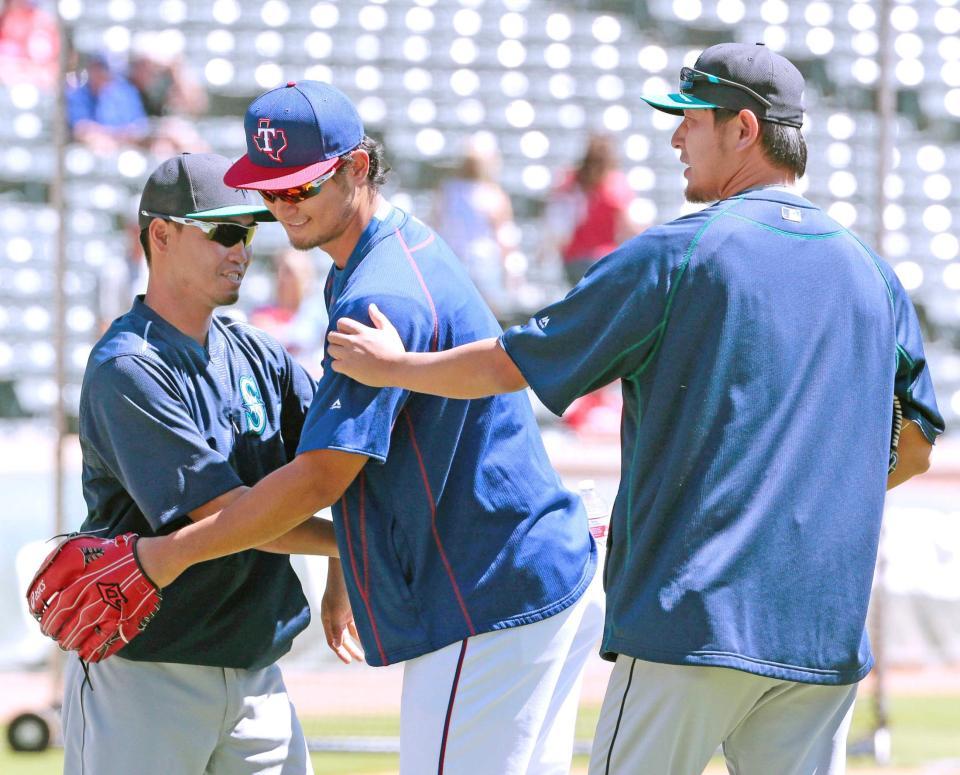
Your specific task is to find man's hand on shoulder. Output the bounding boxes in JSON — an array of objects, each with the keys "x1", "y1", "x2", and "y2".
[{"x1": 327, "y1": 303, "x2": 408, "y2": 387}]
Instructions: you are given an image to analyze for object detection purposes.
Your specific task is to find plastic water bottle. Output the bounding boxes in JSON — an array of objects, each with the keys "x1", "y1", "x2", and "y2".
[{"x1": 579, "y1": 479, "x2": 609, "y2": 549}]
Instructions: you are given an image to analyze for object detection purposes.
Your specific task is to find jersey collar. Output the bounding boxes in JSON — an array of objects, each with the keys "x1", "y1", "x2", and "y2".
[{"x1": 131, "y1": 295, "x2": 221, "y2": 359}]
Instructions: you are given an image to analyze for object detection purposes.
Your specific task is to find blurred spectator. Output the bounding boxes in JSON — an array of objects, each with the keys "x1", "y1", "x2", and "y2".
[
  {"x1": 67, "y1": 52, "x2": 149, "y2": 152},
  {"x1": 431, "y1": 133, "x2": 519, "y2": 317},
  {"x1": 545, "y1": 133, "x2": 643, "y2": 286},
  {"x1": 129, "y1": 41, "x2": 207, "y2": 118},
  {"x1": 96, "y1": 220, "x2": 149, "y2": 333},
  {"x1": 0, "y1": 0, "x2": 59, "y2": 88},
  {"x1": 128, "y1": 36, "x2": 210, "y2": 155},
  {"x1": 250, "y1": 248, "x2": 330, "y2": 376}
]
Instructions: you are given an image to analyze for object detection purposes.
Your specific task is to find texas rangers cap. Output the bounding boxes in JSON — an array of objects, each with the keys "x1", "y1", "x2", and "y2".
[
  {"x1": 224, "y1": 81, "x2": 364, "y2": 190},
  {"x1": 641, "y1": 43, "x2": 805, "y2": 128},
  {"x1": 138, "y1": 153, "x2": 271, "y2": 229}
]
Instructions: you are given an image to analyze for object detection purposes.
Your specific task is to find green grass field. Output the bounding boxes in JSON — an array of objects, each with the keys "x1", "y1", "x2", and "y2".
[{"x1": 4, "y1": 696, "x2": 959, "y2": 774}]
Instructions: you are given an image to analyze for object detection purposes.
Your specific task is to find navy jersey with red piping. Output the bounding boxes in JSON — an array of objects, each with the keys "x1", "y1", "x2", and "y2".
[
  {"x1": 502, "y1": 188, "x2": 944, "y2": 685},
  {"x1": 78, "y1": 297, "x2": 315, "y2": 668},
  {"x1": 298, "y1": 202, "x2": 596, "y2": 666}
]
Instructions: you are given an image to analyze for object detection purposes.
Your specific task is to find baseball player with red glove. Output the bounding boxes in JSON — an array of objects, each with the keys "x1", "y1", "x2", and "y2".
[
  {"x1": 27, "y1": 153, "x2": 344, "y2": 775},
  {"x1": 27, "y1": 533, "x2": 160, "y2": 663}
]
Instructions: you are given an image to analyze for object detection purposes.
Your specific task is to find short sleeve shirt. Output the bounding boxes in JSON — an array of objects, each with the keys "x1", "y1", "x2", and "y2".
[
  {"x1": 297, "y1": 202, "x2": 595, "y2": 666},
  {"x1": 79, "y1": 297, "x2": 316, "y2": 669},
  {"x1": 503, "y1": 188, "x2": 944, "y2": 685}
]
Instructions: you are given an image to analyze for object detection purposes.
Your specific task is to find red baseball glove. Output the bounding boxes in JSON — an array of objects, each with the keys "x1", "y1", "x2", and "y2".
[{"x1": 26, "y1": 533, "x2": 162, "y2": 662}]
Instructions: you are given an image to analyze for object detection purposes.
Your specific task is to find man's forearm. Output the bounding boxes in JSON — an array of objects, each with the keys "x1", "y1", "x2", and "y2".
[
  {"x1": 258, "y1": 516, "x2": 339, "y2": 556},
  {"x1": 887, "y1": 420, "x2": 933, "y2": 490},
  {"x1": 394, "y1": 338, "x2": 527, "y2": 398},
  {"x1": 138, "y1": 453, "x2": 344, "y2": 587},
  {"x1": 190, "y1": 488, "x2": 335, "y2": 556}
]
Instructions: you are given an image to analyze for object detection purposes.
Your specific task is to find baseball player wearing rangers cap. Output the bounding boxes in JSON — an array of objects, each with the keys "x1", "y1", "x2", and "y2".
[
  {"x1": 61, "y1": 153, "x2": 342, "y2": 775},
  {"x1": 326, "y1": 43, "x2": 944, "y2": 774},
  {"x1": 131, "y1": 82, "x2": 603, "y2": 775}
]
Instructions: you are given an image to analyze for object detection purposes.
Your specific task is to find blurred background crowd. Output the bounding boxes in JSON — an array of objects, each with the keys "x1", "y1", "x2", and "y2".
[
  {"x1": 1, "y1": 0, "x2": 959, "y2": 439},
  {"x1": 1, "y1": 1, "x2": 959, "y2": 766}
]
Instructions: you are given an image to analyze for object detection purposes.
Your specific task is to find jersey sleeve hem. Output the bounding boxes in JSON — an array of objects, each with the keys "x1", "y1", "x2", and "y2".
[
  {"x1": 906, "y1": 415, "x2": 941, "y2": 445},
  {"x1": 498, "y1": 334, "x2": 570, "y2": 417},
  {"x1": 296, "y1": 440, "x2": 385, "y2": 465}
]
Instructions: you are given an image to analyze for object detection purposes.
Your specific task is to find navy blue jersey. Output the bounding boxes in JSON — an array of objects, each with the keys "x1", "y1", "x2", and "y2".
[
  {"x1": 502, "y1": 188, "x2": 944, "y2": 685},
  {"x1": 79, "y1": 297, "x2": 316, "y2": 669},
  {"x1": 298, "y1": 202, "x2": 595, "y2": 666}
]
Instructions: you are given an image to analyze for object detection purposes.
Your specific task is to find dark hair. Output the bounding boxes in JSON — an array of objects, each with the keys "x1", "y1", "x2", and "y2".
[
  {"x1": 342, "y1": 135, "x2": 391, "y2": 190},
  {"x1": 714, "y1": 108, "x2": 807, "y2": 178},
  {"x1": 139, "y1": 229, "x2": 151, "y2": 264},
  {"x1": 575, "y1": 133, "x2": 618, "y2": 190}
]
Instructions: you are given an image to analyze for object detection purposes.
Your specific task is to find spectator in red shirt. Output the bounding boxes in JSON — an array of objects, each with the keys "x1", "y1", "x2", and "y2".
[
  {"x1": 546, "y1": 133, "x2": 644, "y2": 286},
  {"x1": 0, "y1": 0, "x2": 59, "y2": 89}
]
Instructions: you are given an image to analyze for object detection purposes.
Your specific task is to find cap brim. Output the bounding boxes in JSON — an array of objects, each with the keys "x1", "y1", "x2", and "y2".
[
  {"x1": 640, "y1": 92, "x2": 719, "y2": 115},
  {"x1": 185, "y1": 203, "x2": 276, "y2": 222},
  {"x1": 224, "y1": 154, "x2": 340, "y2": 190}
]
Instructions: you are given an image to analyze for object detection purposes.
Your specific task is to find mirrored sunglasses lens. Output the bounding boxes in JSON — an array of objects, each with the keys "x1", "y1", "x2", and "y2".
[
  {"x1": 210, "y1": 224, "x2": 254, "y2": 248},
  {"x1": 285, "y1": 186, "x2": 311, "y2": 203},
  {"x1": 261, "y1": 187, "x2": 307, "y2": 204}
]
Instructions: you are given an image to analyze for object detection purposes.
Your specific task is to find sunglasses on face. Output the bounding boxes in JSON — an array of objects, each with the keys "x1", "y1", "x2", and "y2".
[
  {"x1": 141, "y1": 211, "x2": 258, "y2": 248},
  {"x1": 679, "y1": 67, "x2": 772, "y2": 109},
  {"x1": 258, "y1": 159, "x2": 345, "y2": 205}
]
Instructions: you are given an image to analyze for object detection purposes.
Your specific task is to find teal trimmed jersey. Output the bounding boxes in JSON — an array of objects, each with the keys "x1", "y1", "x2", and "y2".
[
  {"x1": 78, "y1": 297, "x2": 316, "y2": 669},
  {"x1": 502, "y1": 187, "x2": 944, "y2": 685}
]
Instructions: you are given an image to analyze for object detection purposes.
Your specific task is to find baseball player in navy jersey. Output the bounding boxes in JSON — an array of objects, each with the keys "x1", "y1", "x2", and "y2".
[
  {"x1": 128, "y1": 82, "x2": 604, "y2": 775},
  {"x1": 326, "y1": 43, "x2": 945, "y2": 775},
  {"x1": 62, "y1": 152, "x2": 345, "y2": 774}
]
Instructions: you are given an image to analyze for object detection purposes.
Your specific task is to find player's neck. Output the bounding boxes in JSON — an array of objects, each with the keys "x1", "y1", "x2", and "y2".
[
  {"x1": 326, "y1": 191, "x2": 383, "y2": 269},
  {"x1": 720, "y1": 160, "x2": 794, "y2": 201},
  {"x1": 143, "y1": 286, "x2": 214, "y2": 346}
]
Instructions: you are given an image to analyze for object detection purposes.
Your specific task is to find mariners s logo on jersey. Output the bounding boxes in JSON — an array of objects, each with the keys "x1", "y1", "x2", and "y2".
[{"x1": 239, "y1": 376, "x2": 266, "y2": 434}]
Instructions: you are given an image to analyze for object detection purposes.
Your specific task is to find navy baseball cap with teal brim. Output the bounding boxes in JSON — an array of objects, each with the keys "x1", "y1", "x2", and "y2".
[
  {"x1": 224, "y1": 80, "x2": 364, "y2": 190},
  {"x1": 138, "y1": 152, "x2": 273, "y2": 230},
  {"x1": 641, "y1": 42, "x2": 805, "y2": 128}
]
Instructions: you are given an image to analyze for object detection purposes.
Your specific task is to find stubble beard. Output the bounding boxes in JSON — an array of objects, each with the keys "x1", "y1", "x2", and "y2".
[
  {"x1": 287, "y1": 204, "x2": 351, "y2": 250},
  {"x1": 285, "y1": 179, "x2": 357, "y2": 251},
  {"x1": 683, "y1": 179, "x2": 715, "y2": 204},
  {"x1": 211, "y1": 286, "x2": 241, "y2": 308}
]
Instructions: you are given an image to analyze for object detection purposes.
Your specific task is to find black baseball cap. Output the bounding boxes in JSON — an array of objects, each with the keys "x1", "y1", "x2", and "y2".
[
  {"x1": 138, "y1": 152, "x2": 273, "y2": 230},
  {"x1": 641, "y1": 42, "x2": 805, "y2": 128}
]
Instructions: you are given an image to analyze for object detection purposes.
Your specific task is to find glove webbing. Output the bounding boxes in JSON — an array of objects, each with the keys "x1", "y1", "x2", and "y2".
[{"x1": 889, "y1": 396, "x2": 903, "y2": 474}]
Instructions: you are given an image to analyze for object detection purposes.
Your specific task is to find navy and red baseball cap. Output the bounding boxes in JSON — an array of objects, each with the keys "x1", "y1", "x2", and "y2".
[
  {"x1": 224, "y1": 81, "x2": 364, "y2": 190},
  {"x1": 641, "y1": 42, "x2": 805, "y2": 128}
]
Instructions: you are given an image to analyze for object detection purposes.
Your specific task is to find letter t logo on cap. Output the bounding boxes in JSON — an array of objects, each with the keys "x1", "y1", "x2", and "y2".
[{"x1": 253, "y1": 118, "x2": 288, "y2": 162}]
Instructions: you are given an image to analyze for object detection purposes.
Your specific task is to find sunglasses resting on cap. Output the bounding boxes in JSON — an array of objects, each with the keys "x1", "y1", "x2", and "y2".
[{"x1": 679, "y1": 67, "x2": 773, "y2": 109}]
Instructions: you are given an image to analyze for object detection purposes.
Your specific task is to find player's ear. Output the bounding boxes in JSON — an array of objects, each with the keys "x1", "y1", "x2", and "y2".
[
  {"x1": 345, "y1": 149, "x2": 370, "y2": 182},
  {"x1": 148, "y1": 218, "x2": 172, "y2": 255},
  {"x1": 734, "y1": 109, "x2": 761, "y2": 150}
]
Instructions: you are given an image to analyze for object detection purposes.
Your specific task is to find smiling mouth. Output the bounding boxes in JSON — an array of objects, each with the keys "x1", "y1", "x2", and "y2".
[
  {"x1": 283, "y1": 219, "x2": 309, "y2": 227},
  {"x1": 224, "y1": 271, "x2": 243, "y2": 282}
]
